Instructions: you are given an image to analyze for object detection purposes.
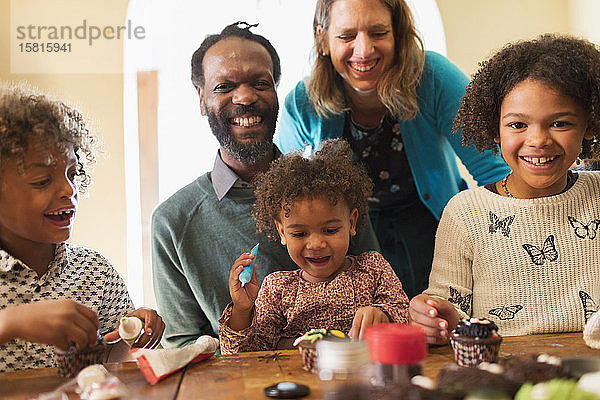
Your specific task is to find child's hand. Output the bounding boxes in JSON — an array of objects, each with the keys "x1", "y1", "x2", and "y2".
[
  {"x1": 0, "y1": 299, "x2": 99, "y2": 351},
  {"x1": 228, "y1": 253, "x2": 259, "y2": 312},
  {"x1": 348, "y1": 306, "x2": 390, "y2": 339},
  {"x1": 104, "y1": 308, "x2": 164, "y2": 349},
  {"x1": 409, "y1": 294, "x2": 459, "y2": 345},
  {"x1": 228, "y1": 253, "x2": 260, "y2": 331}
]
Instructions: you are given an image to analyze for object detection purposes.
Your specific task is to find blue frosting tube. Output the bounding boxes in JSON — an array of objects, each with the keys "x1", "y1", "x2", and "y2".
[{"x1": 239, "y1": 243, "x2": 259, "y2": 286}]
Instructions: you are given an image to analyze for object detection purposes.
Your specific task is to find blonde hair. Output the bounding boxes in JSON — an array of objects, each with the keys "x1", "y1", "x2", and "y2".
[{"x1": 308, "y1": 0, "x2": 425, "y2": 119}]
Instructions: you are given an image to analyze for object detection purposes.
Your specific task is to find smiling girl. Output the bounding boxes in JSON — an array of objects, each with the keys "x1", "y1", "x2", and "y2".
[
  {"x1": 409, "y1": 34, "x2": 600, "y2": 344},
  {"x1": 219, "y1": 139, "x2": 409, "y2": 354}
]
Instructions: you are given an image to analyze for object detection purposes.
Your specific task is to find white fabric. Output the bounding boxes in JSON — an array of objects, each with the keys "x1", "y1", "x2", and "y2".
[
  {"x1": 584, "y1": 310, "x2": 600, "y2": 349},
  {"x1": 131, "y1": 336, "x2": 218, "y2": 383}
]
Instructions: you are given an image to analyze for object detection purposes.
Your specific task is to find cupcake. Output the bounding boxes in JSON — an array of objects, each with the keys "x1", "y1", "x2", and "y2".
[
  {"x1": 55, "y1": 337, "x2": 108, "y2": 378},
  {"x1": 293, "y1": 328, "x2": 347, "y2": 373},
  {"x1": 450, "y1": 318, "x2": 502, "y2": 367}
]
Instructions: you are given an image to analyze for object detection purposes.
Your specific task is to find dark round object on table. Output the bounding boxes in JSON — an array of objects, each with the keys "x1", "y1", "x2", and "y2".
[
  {"x1": 561, "y1": 356, "x2": 600, "y2": 379},
  {"x1": 264, "y1": 382, "x2": 310, "y2": 399}
]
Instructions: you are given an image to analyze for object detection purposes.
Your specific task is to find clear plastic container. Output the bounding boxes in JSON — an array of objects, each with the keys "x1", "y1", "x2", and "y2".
[
  {"x1": 316, "y1": 339, "x2": 369, "y2": 400},
  {"x1": 363, "y1": 323, "x2": 427, "y2": 391}
]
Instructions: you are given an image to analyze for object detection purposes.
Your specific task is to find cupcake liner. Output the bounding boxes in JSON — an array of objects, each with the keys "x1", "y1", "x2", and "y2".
[
  {"x1": 299, "y1": 346, "x2": 318, "y2": 373},
  {"x1": 55, "y1": 340, "x2": 108, "y2": 378},
  {"x1": 450, "y1": 336, "x2": 502, "y2": 367}
]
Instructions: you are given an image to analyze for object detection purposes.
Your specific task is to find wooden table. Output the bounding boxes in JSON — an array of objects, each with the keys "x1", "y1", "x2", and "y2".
[
  {"x1": 0, "y1": 362, "x2": 183, "y2": 400},
  {"x1": 1, "y1": 333, "x2": 598, "y2": 399}
]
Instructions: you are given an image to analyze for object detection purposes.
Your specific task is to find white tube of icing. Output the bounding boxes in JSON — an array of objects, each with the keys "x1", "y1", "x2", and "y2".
[{"x1": 118, "y1": 316, "x2": 144, "y2": 346}]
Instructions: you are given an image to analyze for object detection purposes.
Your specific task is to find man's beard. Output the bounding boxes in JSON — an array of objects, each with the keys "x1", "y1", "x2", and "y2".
[{"x1": 207, "y1": 103, "x2": 278, "y2": 164}]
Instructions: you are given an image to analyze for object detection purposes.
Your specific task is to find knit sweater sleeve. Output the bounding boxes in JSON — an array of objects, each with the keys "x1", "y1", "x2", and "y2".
[
  {"x1": 424, "y1": 195, "x2": 473, "y2": 320},
  {"x1": 219, "y1": 273, "x2": 287, "y2": 354}
]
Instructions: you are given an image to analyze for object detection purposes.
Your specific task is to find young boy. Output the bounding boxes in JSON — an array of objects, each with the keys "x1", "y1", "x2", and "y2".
[{"x1": 0, "y1": 83, "x2": 164, "y2": 372}]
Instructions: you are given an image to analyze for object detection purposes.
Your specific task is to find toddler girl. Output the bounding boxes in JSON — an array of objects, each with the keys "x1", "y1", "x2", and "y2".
[
  {"x1": 219, "y1": 139, "x2": 409, "y2": 353},
  {"x1": 409, "y1": 34, "x2": 600, "y2": 344},
  {"x1": 0, "y1": 83, "x2": 164, "y2": 371}
]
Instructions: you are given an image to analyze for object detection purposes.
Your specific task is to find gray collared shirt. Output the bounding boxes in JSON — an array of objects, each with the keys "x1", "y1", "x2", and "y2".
[{"x1": 210, "y1": 148, "x2": 281, "y2": 200}]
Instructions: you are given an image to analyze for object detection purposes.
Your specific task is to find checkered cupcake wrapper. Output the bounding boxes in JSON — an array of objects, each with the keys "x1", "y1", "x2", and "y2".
[
  {"x1": 299, "y1": 346, "x2": 318, "y2": 374},
  {"x1": 450, "y1": 337, "x2": 502, "y2": 367},
  {"x1": 55, "y1": 341, "x2": 107, "y2": 377}
]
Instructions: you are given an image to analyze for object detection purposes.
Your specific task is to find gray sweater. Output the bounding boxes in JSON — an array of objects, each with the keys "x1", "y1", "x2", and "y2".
[{"x1": 152, "y1": 173, "x2": 380, "y2": 347}]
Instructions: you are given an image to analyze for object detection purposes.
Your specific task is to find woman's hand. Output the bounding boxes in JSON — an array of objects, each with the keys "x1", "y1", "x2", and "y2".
[
  {"x1": 104, "y1": 308, "x2": 164, "y2": 349},
  {"x1": 409, "y1": 294, "x2": 459, "y2": 345},
  {"x1": 0, "y1": 299, "x2": 99, "y2": 351},
  {"x1": 228, "y1": 253, "x2": 260, "y2": 331},
  {"x1": 348, "y1": 306, "x2": 389, "y2": 339}
]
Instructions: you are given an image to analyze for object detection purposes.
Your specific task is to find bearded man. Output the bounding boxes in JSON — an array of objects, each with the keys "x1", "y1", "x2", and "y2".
[{"x1": 151, "y1": 22, "x2": 380, "y2": 347}]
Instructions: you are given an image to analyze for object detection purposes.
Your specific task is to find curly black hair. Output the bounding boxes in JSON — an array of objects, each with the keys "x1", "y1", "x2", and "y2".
[
  {"x1": 191, "y1": 21, "x2": 281, "y2": 89},
  {"x1": 454, "y1": 34, "x2": 600, "y2": 160},
  {"x1": 252, "y1": 138, "x2": 373, "y2": 240},
  {"x1": 0, "y1": 83, "x2": 98, "y2": 193}
]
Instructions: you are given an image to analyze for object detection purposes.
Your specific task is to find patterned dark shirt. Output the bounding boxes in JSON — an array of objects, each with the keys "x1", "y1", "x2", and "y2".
[
  {"x1": 0, "y1": 243, "x2": 134, "y2": 372},
  {"x1": 343, "y1": 113, "x2": 419, "y2": 209}
]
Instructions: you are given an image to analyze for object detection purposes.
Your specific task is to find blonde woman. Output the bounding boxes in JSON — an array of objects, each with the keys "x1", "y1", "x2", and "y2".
[{"x1": 276, "y1": 0, "x2": 509, "y2": 298}]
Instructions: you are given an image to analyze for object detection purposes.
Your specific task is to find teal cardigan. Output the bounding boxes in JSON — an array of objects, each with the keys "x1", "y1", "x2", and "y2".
[{"x1": 275, "y1": 51, "x2": 510, "y2": 218}]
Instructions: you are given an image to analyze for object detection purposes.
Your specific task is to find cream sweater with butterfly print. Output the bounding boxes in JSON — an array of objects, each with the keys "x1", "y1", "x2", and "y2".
[{"x1": 424, "y1": 171, "x2": 600, "y2": 336}]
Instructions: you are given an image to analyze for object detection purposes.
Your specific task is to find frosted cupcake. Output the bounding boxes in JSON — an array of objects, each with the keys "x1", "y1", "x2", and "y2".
[
  {"x1": 450, "y1": 318, "x2": 502, "y2": 367},
  {"x1": 293, "y1": 329, "x2": 347, "y2": 373}
]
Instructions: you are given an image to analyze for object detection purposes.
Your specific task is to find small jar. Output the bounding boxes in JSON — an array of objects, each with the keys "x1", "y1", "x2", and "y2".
[
  {"x1": 364, "y1": 323, "x2": 427, "y2": 390},
  {"x1": 316, "y1": 339, "x2": 369, "y2": 400}
]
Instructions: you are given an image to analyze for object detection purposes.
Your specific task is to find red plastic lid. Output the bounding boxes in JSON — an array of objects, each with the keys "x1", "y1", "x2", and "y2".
[{"x1": 364, "y1": 323, "x2": 426, "y2": 365}]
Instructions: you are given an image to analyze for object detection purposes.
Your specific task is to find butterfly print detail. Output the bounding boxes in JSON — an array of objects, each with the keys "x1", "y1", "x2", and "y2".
[
  {"x1": 489, "y1": 305, "x2": 523, "y2": 320},
  {"x1": 522, "y1": 235, "x2": 559, "y2": 266},
  {"x1": 489, "y1": 212, "x2": 515, "y2": 237},
  {"x1": 579, "y1": 291, "x2": 599, "y2": 323},
  {"x1": 448, "y1": 286, "x2": 472, "y2": 314},
  {"x1": 568, "y1": 216, "x2": 600, "y2": 240}
]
